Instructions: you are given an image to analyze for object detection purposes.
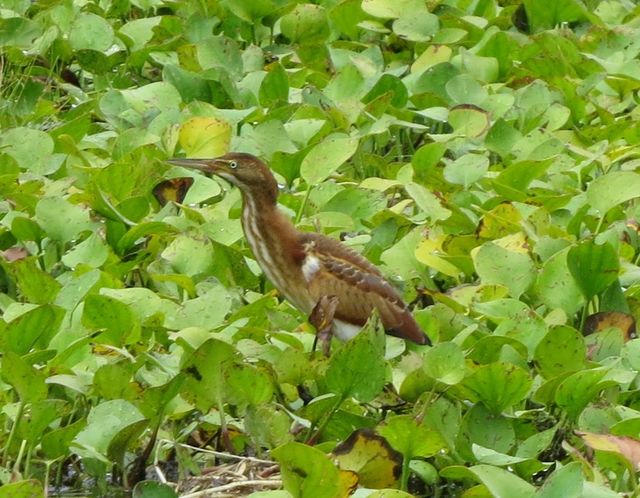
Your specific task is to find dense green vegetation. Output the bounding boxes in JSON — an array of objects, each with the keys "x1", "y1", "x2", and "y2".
[{"x1": 2, "y1": 0, "x2": 640, "y2": 496}]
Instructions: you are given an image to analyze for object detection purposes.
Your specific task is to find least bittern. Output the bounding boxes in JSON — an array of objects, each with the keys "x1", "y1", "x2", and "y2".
[{"x1": 168, "y1": 153, "x2": 430, "y2": 353}]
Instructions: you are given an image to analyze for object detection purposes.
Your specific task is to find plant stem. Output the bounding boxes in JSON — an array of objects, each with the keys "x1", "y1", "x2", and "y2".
[
  {"x1": 579, "y1": 297, "x2": 593, "y2": 332},
  {"x1": 594, "y1": 214, "x2": 605, "y2": 235},
  {"x1": 400, "y1": 454, "x2": 411, "y2": 491},
  {"x1": 304, "y1": 395, "x2": 343, "y2": 444},
  {"x1": 13, "y1": 439, "x2": 27, "y2": 476},
  {"x1": 2, "y1": 400, "x2": 24, "y2": 466},
  {"x1": 296, "y1": 185, "x2": 313, "y2": 224},
  {"x1": 23, "y1": 442, "x2": 33, "y2": 478}
]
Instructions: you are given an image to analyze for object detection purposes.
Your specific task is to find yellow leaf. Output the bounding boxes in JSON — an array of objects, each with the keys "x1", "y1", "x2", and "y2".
[
  {"x1": 178, "y1": 117, "x2": 231, "y2": 157},
  {"x1": 415, "y1": 237, "x2": 462, "y2": 278},
  {"x1": 478, "y1": 203, "x2": 522, "y2": 239},
  {"x1": 333, "y1": 428, "x2": 402, "y2": 489},
  {"x1": 490, "y1": 232, "x2": 530, "y2": 254},
  {"x1": 411, "y1": 45, "x2": 452, "y2": 74}
]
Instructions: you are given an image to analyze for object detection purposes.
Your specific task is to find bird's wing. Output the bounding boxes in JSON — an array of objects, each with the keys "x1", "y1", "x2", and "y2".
[{"x1": 299, "y1": 233, "x2": 428, "y2": 345}]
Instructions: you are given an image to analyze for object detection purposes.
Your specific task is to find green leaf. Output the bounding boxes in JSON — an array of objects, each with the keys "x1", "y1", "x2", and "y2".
[
  {"x1": 42, "y1": 419, "x2": 86, "y2": 460},
  {"x1": 325, "y1": 320, "x2": 386, "y2": 402},
  {"x1": 161, "y1": 233, "x2": 214, "y2": 277},
  {"x1": 392, "y1": 10, "x2": 438, "y2": 42},
  {"x1": 555, "y1": 368, "x2": 612, "y2": 420},
  {"x1": 100, "y1": 287, "x2": 166, "y2": 326},
  {"x1": 463, "y1": 404, "x2": 515, "y2": 454},
  {"x1": 245, "y1": 405, "x2": 293, "y2": 449},
  {"x1": 361, "y1": 0, "x2": 424, "y2": 19},
  {"x1": 567, "y1": 240, "x2": 619, "y2": 301},
  {"x1": 0, "y1": 17, "x2": 42, "y2": 49},
  {"x1": 73, "y1": 399, "x2": 146, "y2": 461},
  {"x1": 492, "y1": 160, "x2": 551, "y2": 200},
  {"x1": 523, "y1": 0, "x2": 589, "y2": 32},
  {"x1": 473, "y1": 242, "x2": 536, "y2": 298},
  {"x1": 280, "y1": 4, "x2": 330, "y2": 44},
  {"x1": 363, "y1": 74, "x2": 408, "y2": 109},
  {"x1": 76, "y1": 49, "x2": 112, "y2": 74},
  {"x1": 225, "y1": 364, "x2": 274, "y2": 407},
  {"x1": 132, "y1": 481, "x2": 178, "y2": 498},
  {"x1": 422, "y1": 398, "x2": 461, "y2": 454},
  {"x1": 116, "y1": 222, "x2": 178, "y2": 255},
  {"x1": 82, "y1": 294, "x2": 140, "y2": 345},
  {"x1": 586, "y1": 171, "x2": 640, "y2": 215},
  {"x1": 119, "y1": 17, "x2": 162, "y2": 51},
  {"x1": 107, "y1": 418, "x2": 148, "y2": 465},
  {"x1": 272, "y1": 442, "x2": 356, "y2": 498},
  {"x1": 17, "y1": 399, "x2": 66, "y2": 444},
  {"x1": 35, "y1": 197, "x2": 95, "y2": 244},
  {"x1": 197, "y1": 36, "x2": 243, "y2": 77},
  {"x1": 180, "y1": 338, "x2": 238, "y2": 412},
  {"x1": 164, "y1": 285, "x2": 232, "y2": 330},
  {"x1": 0, "y1": 480, "x2": 44, "y2": 498},
  {"x1": 1, "y1": 352, "x2": 48, "y2": 403},
  {"x1": 446, "y1": 75, "x2": 487, "y2": 105},
  {"x1": 221, "y1": 0, "x2": 279, "y2": 22},
  {"x1": 367, "y1": 491, "x2": 414, "y2": 498},
  {"x1": 460, "y1": 362, "x2": 532, "y2": 413},
  {"x1": 534, "y1": 326, "x2": 586, "y2": 379},
  {"x1": 11, "y1": 216, "x2": 43, "y2": 243},
  {"x1": 537, "y1": 462, "x2": 583, "y2": 498},
  {"x1": 1, "y1": 127, "x2": 56, "y2": 174},
  {"x1": 441, "y1": 465, "x2": 535, "y2": 498},
  {"x1": 444, "y1": 153, "x2": 490, "y2": 188},
  {"x1": 260, "y1": 63, "x2": 289, "y2": 107},
  {"x1": 377, "y1": 415, "x2": 446, "y2": 459},
  {"x1": 3, "y1": 304, "x2": 65, "y2": 355},
  {"x1": 300, "y1": 135, "x2": 359, "y2": 185},
  {"x1": 62, "y1": 233, "x2": 110, "y2": 269},
  {"x1": 485, "y1": 120, "x2": 523, "y2": 159},
  {"x1": 69, "y1": 13, "x2": 114, "y2": 51},
  {"x1": 93, "y1": 362, "x2": 137, "y2": 400},
  {"x1": 404, "y1": 182, "x2": 451, "y2": 221},
  {"x1": 448, "y1": 105, "x2": 491, "y2": 137},
  {"x1": 533, "y1": 247, "x2": 584, "y2": 315},
  {"x1": 423, "y1": 342, "x2": 466, "y2": 385}
]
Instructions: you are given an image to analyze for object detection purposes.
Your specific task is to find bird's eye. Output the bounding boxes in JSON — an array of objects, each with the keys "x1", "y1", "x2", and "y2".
[{"x1": 229, "y1": 160, "x2": 238, "y2": 169}]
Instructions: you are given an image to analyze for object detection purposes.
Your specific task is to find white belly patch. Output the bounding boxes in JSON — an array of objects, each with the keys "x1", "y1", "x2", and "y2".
[
  {"x1": 301, "y1": 254, "x2": 322, "y2": 282},
  {"x1": 332, "y1": 319, "x2": 362, "y2": 341}
]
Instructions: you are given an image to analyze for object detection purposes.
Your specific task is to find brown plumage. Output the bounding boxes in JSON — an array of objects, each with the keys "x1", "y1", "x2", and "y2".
[{"x1": 167, "y1": 152, "x2": 429, "y2": 346}]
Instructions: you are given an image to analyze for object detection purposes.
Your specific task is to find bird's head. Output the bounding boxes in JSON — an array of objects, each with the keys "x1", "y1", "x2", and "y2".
[{"x1": 167, "y1": 152, "x2": 278, "y2": 203}]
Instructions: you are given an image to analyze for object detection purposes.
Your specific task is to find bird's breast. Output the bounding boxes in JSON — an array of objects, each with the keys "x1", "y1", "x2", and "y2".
[{"x1": 241, "y1": 198, "x2": 314, "y2": 312}]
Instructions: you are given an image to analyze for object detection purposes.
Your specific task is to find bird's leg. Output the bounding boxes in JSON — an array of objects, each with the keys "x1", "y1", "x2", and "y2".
[{"x1": 309, "y1": 295, "x2": 339, "y2": 356}]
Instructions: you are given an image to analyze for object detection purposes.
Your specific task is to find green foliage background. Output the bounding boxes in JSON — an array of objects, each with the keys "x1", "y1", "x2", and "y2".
[{"x1": 2, "y1": 0, "x2": 640, "y2": 496}]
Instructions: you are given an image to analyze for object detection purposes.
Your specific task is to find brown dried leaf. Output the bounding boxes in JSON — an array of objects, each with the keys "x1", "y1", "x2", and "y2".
[
  {"x1": 333, "y1": 428, "x2": 402, "y2": 489},
  {"x1": 153, "y1": 177, "x2": 194, "y2": 206},
  {"x1": 2, "y1": 246, "x2": 29, "y2": 262},
  {"x1": 583, "y1": 311, "x2": 636, "y2": 341}
]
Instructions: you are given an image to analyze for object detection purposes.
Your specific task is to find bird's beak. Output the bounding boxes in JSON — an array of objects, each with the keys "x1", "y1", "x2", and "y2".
[
  {"x1": 167, "y1": 157, "x2": 237, "y2": 174},
  {"x1": 166, "y1": 158, "x2": 217, "y2": 173}
]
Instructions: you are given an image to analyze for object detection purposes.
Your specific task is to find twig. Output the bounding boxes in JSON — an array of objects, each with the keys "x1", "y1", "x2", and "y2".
[
  {"x1": 153, "y1": 463, "x2": 168, "y2": 484},
  {"x1": 179, "y1": 479, "x2": 282, "y2": 497},
  {"x1": 159, "y1": 440, "x2": 273, "y2": 465}
]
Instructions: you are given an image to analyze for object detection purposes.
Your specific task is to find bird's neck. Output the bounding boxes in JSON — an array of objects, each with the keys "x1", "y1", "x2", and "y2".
[{"x1": 240, "y1": 191, "x2": 310, "y2": 310}]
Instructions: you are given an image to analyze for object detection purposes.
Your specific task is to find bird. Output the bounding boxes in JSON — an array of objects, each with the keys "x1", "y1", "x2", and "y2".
[{"x1": 167, "y1": 152, "x2": 430, "y2": 353}]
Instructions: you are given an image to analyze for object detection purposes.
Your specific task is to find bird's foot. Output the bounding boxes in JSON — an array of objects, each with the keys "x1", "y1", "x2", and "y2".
[{"x1": 309, "y1": 295, "x2": 339, "y2": 356}]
